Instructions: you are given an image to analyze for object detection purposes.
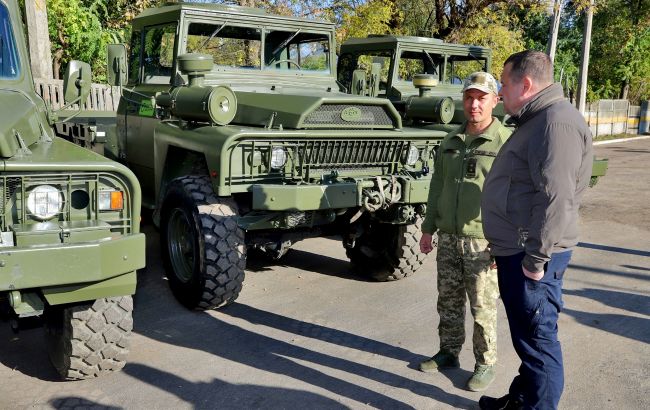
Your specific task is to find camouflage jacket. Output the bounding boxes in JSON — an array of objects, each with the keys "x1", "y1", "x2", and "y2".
[{"x1": 422, "y1": 118, "x2": 511, "y2": 238}]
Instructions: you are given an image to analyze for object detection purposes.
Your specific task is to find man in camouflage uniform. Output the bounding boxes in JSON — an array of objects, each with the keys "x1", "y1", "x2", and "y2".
[{"x1": 419, "y1": 72, "x2": 511, "y2": 392}]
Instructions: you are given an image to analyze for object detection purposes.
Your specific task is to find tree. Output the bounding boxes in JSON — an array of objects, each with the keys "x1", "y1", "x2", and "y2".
[
  {"x1": 446, "y1": 6, "x2": 525, "y2": 79},
  {"x1": 337, "y1": 0, "x2": 401, "y2": 47},
  {"x1": 47, "y1": 0, "x2": 103, "y2": 79},
  {"x1": 589, "y1": 0, "x2": 650, "y2": 103}
]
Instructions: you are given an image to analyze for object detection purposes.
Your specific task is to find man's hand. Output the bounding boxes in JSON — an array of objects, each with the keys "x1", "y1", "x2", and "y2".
[
  {"x1": 419, "y1": 233, "x2": 436, "y2": 254},
  {"x1": 522, "y1": 265, "x2": 544, "y2": 281}
]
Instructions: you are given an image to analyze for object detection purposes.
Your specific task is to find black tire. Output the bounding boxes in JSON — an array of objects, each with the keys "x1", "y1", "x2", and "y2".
[
  {"x1": 346, "y1": 216, "x2": 427, "y2": 281},
  {"x1": 44, "y1": 296, "x2": 133, "y2": 380},
  {"x1": 161, "y1": 175, "x2": 245, "y2": 310}
]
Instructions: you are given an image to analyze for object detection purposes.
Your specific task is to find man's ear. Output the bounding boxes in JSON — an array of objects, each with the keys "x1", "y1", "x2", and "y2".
[{"x1": 522, "y1": 75, "x2": 534, "y2": 96}]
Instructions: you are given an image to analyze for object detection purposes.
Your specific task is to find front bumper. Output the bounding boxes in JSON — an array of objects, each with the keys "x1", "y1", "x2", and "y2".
[
  {"x1": 251, "y1": 177, "x2": 431, "y2": 211},
  {"x1": 0, "y1": 232, "x2": 145, "y2": 292}
]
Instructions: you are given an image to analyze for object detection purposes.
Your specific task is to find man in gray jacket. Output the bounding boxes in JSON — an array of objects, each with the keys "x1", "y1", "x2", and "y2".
[{"x1": 479, "y1": 51, "x2": 593, "y2": 410}]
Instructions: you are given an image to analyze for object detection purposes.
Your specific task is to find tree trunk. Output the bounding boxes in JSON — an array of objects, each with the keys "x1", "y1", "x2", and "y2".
[
  {"x1": 24, "y1": 0, "x2": 54, "y2": 79},
  {"x1": 577, "y1": 0, "x2": 594, "y2": 114},
  {"x1": 620, "y1": 81, "x2": 630, "y2": 100},
  {"x1": 546, "y1": 0, "x2": 563, "y2": 63}
]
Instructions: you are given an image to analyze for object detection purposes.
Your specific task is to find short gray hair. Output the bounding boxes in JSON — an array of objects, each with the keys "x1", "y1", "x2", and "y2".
[{"x1": 504, "y1": 50, "x2": 553, "y2": 85}]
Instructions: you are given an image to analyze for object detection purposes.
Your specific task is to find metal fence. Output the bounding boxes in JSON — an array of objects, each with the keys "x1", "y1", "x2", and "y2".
[{"x1": 584, "y1": 99, "x2": 649, "y2": 138}]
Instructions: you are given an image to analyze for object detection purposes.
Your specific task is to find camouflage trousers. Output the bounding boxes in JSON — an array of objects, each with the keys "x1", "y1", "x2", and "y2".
[{"x1": 436, "y1": 232, "x2": 499, "y2": 366}]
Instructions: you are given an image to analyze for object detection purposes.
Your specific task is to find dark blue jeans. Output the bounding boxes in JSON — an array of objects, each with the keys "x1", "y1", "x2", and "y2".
[{"x1": 495, "y1": 251, "x2": 572, "y2": 410}]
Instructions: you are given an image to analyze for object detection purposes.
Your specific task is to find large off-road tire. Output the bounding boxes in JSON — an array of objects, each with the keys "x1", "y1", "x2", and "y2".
[
  {"x1": 161, "y1": 175, "x2": 245, "y2": 310},
  {"x1": 346, "y1": 216, "x2": 427, "y2": 281},
  {"x1": 44, "y1": 296, "x2": 133, "y2": 380}
]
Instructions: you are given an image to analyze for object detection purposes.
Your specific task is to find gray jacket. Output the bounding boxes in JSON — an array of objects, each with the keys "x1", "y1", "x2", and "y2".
[{"x1": 481, "y1": 83, "x2": 593, "y2": 272}]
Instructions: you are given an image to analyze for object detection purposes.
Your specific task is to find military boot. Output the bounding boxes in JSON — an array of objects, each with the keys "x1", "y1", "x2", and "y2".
[
  {"x1": 478, "y1": 394, "x2": 524, "y2": 410},
  {"x1": 467, "y1": 363, "x2": 496, "y2": 392},
  {"x1": 419, "y1": 350, "x2": 460, "y2": 373}
]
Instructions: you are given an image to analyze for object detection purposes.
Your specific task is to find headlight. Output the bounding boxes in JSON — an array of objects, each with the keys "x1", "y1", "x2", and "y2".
[
  {"x1": 27, "y1": 185, "x2": 62, "y2": 220},
  {"x1": 270, "y1": 147, "x2": 287, "y2": 169},
  {"x1": 405, "y1": 145, "x2": 419, "y2": 166},
  {"x1": 99, "y1": 190, "x2": 124, "y2": 211}
]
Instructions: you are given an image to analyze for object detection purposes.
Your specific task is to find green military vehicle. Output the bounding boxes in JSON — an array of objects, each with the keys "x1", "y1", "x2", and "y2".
[
  {"x1": 338, "y1": 34, "x2": 608, "y2": 183},
  {"x1": 338, "y1": 35, "x2": 496, "y2": 126},
  {"x1": 101, "y1": 2, "x2": 448, "y2": 310},
  {"x1": 0, "y1": 0, "x2": 145, "y2": 379}
]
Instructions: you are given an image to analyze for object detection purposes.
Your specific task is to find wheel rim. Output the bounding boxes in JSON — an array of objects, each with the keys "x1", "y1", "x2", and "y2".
[{"x1": 167, "y1": 207, "x2": 196, "y2": 283}]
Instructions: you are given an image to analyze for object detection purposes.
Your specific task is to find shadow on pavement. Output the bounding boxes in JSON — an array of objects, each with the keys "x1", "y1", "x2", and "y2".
[
  {"x1": 569, "y1": 263, "x2": 650, "y2": 282},
  {"x1": 0, "y1": 321, "x2": 60, "y2": 381},
  {"x1": 564, "y1": 288, "x2": 650, "y2": 317},
  {"x1": 50, "y1": 397, "x2": 121, "y2": 410},
  {"x1": 225, "y1": 303, "x2": 415, "y2": 360},
  {"x1": 563, "y1": 307, "x2": 650, "y2": 344},
  {"x1": 124, "y1": 363, "x2": 347, "y2": 409},
  {"x1": 564, "y1": 288, "x2": 650, "y2": 344},
  {"x1": 134, "y1": 302, "x2": 475, "y2": 409},
  {"x1": 226, "y1": 303, "x2": 475, "y2": 392},
  {"x1": 577, "y1": 242, "x2": 650, "y2": 257},
  {"x1": 246, "y1": 247, "x2": 373, "y2": 282},
  {"x1": 620, "y1": 264, "x2": 650, "y2": 272}
]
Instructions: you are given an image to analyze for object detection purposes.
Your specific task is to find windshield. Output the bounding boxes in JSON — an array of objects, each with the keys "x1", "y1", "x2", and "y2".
[
  {"x1": 264, "y1": 29, "x2": 330, "y2": 73},
  {"x1": 398, "y1": 50, "x2": 487, "y2": 84},
  {"x1": 0, "y1": 3, "x2": 21, "y2": 80},
  {"x1": 185, "y1": 22, "x2": 330, "y2": 74},
  {"x1": 187, "y1": 22, "x2": 262, "y2": 69}
]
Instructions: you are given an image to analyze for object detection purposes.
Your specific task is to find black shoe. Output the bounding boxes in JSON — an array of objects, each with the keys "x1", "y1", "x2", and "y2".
[{"x1": 478, "y1": 394, "x2": 523, "y2": 410}]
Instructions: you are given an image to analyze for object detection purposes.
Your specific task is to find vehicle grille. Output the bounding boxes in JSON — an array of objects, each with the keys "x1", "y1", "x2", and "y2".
[
  {"x1": 303, "y1": 104, "x2": 395, "y2": 128},
  {"x1": 300, "y1": 139, "x2": 406, "y2": 168},
  {"x1": 0, "y1": 173, "x2": 132, "y2": 232},
  {"x1": 228, "y1": 138, "x2": 415, "y2": 184}
]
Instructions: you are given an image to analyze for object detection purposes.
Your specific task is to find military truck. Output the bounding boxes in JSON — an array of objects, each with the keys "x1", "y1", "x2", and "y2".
[
  {"x1": 338, "y1": 34, "x2": 608, "y2": 183},
  {"x1": 338, "y1": 35, "x2": 495, "y2": 127},
  {"x1": 0, "y1": 0, "x2": 145, "y2": 380},
  {"x1": 101, "y1": 2, "x2": 448, "y2": 310}
]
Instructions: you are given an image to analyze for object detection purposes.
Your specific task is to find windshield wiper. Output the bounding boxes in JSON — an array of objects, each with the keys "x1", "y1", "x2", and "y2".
[
  {"x1": 423, "y1": 49, "x2": 438, "y2": 76},
  {"x1": 198, "y1": 20, "x2": 228, "y2": 50},
  {"x1": 271, "y1": 29, "x2": 301, "y2": 57}
]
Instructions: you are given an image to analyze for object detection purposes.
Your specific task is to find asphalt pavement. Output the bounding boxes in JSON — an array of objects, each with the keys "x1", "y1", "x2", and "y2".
[{"x1": 0, "y1": 138, "x2": 648, "y2": 409}]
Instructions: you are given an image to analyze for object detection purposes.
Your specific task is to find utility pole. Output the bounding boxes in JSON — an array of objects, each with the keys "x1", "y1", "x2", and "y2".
[
  {"x1": 577, "y1": 0, "x2": 594, "y2": 114},
  {"x1": 24, "y1": 0, "x2": 54, "y2": 80},
  {"x1": 546, "y1": 0, "x2": 563, "y2": 63}
]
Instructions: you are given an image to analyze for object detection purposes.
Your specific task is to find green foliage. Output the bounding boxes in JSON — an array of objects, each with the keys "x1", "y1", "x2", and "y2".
[
  {"x1": 338, "y1": 0, "x2": 401, "y2": 47},
  {"x1": 36, "y1": 0, "x2": 648, "y2": 103},
  {"x1": 589, "y1": 0, "x2": 650, "y2": 103},
  {"x1": 446, "y1": 7, "x2": 524, "y2": 80},
  {"x1": 47, "y1": 0, "x2": 103, "y2": 75}
]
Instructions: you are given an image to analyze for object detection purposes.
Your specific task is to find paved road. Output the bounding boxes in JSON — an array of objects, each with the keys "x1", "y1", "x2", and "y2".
[{"x1": 1, "y1": 138, "x2": 648, "y2": 409}]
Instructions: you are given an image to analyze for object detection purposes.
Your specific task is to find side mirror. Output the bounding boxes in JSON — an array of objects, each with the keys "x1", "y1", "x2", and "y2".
[
  {"x1": 107, "y1": 44, "x2": 128, "y2": 86},
  {"x1": 63, "y1": 60, "x2": 91, "y2": 106},
  {"x1": 368, "y1": 63, "x2": 381, "y2": 97},
  {"x1": 351, "y1": 69, "x2": 367, "y2": 96}
]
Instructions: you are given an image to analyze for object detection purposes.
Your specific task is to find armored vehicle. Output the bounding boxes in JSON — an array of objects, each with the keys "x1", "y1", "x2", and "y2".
[
  {"x1": 0, "y1": 0, "x2": 145, "y2": 380},
  {"x1": 104, "y1": 2, "x2": 447, "y2": 310},
  {"x1": 338, "y1": 35, "x2": 608, "y2": 182}
]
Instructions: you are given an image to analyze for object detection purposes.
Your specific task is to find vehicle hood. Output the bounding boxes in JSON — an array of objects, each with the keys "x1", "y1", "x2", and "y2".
[
  {"x1": 0, "y1": 89, "x2": 48, "y2": 158},
  {"x1": 231, "y1": 89, "x2": 402, "y2": 130}
]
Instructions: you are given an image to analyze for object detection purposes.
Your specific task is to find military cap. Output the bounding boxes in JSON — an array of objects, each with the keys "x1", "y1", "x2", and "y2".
[{"x1": 462, "y1": 71, "x2": 499, "y2": 95}]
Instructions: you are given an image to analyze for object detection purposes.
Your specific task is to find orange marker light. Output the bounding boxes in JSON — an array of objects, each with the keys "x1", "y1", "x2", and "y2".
[
  {"x1": 99, "y1": 190, "x2": 124, "y2": 211},
  {"x1": 110, "y1": 191, "x2": 124, "y2": 210}
]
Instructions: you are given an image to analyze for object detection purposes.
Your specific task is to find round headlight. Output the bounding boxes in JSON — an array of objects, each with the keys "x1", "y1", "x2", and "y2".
[
  {"x1": 406, "y1": 145, "x2": 419, "y2": 166},
  {"x1": 27, "y1": 185, "x2": 62, "y2": 220},
  {"x1": 270, "y1": 147, "x2": 287, "y2": 169}
]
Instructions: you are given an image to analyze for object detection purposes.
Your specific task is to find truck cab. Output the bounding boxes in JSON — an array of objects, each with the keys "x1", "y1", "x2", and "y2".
[{"x1": 0, "y1": 0, "x2": 145, "y2": 380}]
